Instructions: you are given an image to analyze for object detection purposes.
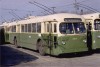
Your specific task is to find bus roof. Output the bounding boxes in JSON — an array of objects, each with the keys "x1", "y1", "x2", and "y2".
[
  {"x1": 82, "y1": 13, "x2": 100, "y2": 19},
  {"x1": 4, "y1": 13, "x2": 85, "y2": 25}
]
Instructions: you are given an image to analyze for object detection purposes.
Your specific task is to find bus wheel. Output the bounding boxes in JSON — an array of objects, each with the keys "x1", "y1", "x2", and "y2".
[{"x1": 38, "y1": 40, "x2": 46, "y2": 56}]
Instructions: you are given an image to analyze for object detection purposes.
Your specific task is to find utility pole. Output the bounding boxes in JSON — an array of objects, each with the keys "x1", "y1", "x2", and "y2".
[
  {"x1": 74, "y1": 0, "x2": 78, "y2": 14},
  {"x1": 80, "y1": 9, "x2": 83, "y2": 15},
  {"x1": 51, "y1": 7, "x2": 56, "y2": 14}
]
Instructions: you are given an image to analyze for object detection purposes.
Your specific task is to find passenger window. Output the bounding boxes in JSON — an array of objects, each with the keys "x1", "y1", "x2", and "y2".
[
  {"x1": 25, "y1": 24, "x2": 27, "y2": 32},
  {"x1": 54, "y1": 24, "x2": 57, "y2": 33},
  {"x1": 28, "y1": 24, "x2": 31, "y2": 32},
  {"x1": 32, "y1": 23, "x2": 36, "y2": 32},
  {"x1": 12, "y1": 25, "x2": 16, "y2": 32},
  {"x1": 47, "y1": 23, "x2": 52, "y2": 33},
  {"x1": 9, "y1": 26, "x2": 12, "y2": 32},
  {"x1": 37, "y1": 23, "x2": 41, "y2": 33},
  {"x1": 47, "y1": 24, "x2": 49, "y2": 32},
  {"x1": 94, "y1": 20, "x2": 100, "y2": 30},
  {"x1": 21, "y1": 25, "x2": 25, "y2": 32}
]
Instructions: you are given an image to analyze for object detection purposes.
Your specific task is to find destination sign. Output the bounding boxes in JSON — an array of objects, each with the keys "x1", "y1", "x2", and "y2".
[{"x1": 64, "y1": 18, "x2": 82, "y2": 22}]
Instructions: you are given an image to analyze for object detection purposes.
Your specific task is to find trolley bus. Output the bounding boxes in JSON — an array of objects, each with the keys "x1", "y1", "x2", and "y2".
[
  {"x1": 82, "y1": 13, "x2": 100, "y2": 50},
  {"x1": 4, "y1": 13, "x2": 88, "y2": 55}
]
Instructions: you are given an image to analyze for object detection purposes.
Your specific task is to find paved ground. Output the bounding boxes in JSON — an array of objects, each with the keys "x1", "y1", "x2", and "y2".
[
  {"x1": 0, "y1": 45, "x2": 38, "y2": 67},
  {"x1": 0, "y1": 44, "x2": 100, "y2": 67}
]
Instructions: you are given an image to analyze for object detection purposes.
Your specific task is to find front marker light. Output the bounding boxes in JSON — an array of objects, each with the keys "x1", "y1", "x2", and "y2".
[
  {"x1": 62, "y1": 41, "x2": 66, "y2": 45},
  {"x1": 93, "y1": 40, "x2": 95, "y2": 43},
  {"x1": 83, "y1": 40, "x2": 87, "y2": 43}
]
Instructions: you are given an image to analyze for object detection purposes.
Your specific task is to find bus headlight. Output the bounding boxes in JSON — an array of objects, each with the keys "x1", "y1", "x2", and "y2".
[
  {"x1": 62, "y1": 41, "x2": 66, "y2": 45},
  {"x1": 93, "y1": 40, "x2": 95, "y2": 43},
  {"x1": 83, "y1": 40, "x2": 87, "y2": 43}
]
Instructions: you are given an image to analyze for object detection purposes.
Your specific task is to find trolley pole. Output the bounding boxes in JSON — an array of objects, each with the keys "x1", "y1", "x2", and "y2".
[
  {"x1": 74, "y1": 0, "x2": 78, "y2": 14},
  {"x1": 51, "y1": 7, "x2": 56, "y2": 14}
]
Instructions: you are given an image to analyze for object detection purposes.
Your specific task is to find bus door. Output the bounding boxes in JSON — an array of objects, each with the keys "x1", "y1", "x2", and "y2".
[
  {"x1": 87, "y1": 22, "x2": 92, "y2": 51},
  {"x1": 52, "y1": 22, "x2": 58, "y2": 48},
  {"x1": 44, "y1": 22, "x2": 53, "y2": 54},
  {"x1": 43, "y1": 21, "x2": 57, "y2": 54}
]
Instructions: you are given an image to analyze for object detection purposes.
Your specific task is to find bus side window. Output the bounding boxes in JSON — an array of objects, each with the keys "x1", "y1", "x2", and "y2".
[
  {"x1": 32, "y1": 23, "x2": 36, "y2": 33},
  {"x1": 37, "y1": 22, "x2": 41, "y2": 33},
  {"x1": 25, "y1": 24, "x2": 28, "y2": 32},
  {"x1": 8, "y1": 26, "x2": 11, "y2": 32},
  {"x1": 11, "y1": 26, "x2": 13, "y2": 32},
  {"x1": 54, "y1": 23, "x2": 57, "y2": 33},
  {"x1": 21, "y1": 25, "x2": 25, "y2": 32},
  {"x1": 28, "y1": 24, "x2": 31, "y2": 32},
  {"x1": 12, "y1": 25, "x2": 16, "y2": 32},
  {"x1": 47, "y1": 24, "x2": 49, "y2": 32}
]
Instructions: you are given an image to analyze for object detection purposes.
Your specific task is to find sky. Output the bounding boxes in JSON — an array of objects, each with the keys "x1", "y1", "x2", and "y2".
[{"x1": 0, "y1": 0, "x2": 100, "y2": 24}]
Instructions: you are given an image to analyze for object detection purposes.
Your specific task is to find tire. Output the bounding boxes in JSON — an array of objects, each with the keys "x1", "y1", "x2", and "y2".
[{"x1": 38, "y1": 40, "x2": 46, "y2": 56}]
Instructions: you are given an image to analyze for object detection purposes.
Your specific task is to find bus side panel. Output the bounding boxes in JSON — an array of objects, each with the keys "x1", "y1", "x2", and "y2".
[
  {"x1": 19, "y1": 33, "x2": 39, "y2": 50},
  {"x1": 9, "y1": 33, "x2": 19, "y2": 44}
]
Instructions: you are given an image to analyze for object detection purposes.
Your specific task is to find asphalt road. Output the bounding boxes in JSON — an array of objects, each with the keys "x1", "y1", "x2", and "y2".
[
  {"x1": 0, "y1": 45, "x2": 38, "y2": 67},
  {"x1": 0, "y1": 44, "x2": 100, "y2": 67}
]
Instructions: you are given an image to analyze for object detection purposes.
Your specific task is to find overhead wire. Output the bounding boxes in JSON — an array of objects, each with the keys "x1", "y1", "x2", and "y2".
[
  {"x1": 55, "y1": 0, "x2": 91, "y2": 8},
  {"x1": 1, "y1": 16, "x2": 6, "y2": 22},
  {"x1": 29, "y1": 1, "x2": 52, "y2": 14},
  {"x1": 77, "y1": 3, "x2": 99, "y2": 12},
  {"x1": 0, "y1": 8, "x2": 34, "y2": 13},
  {"x1": 33, "y1": 1, "x2": 56, "y2": 13}
]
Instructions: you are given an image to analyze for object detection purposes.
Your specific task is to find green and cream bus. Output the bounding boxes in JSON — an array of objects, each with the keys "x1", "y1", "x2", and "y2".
[
  {"x1": 4, "y1": 13, "x2": 88, "y2": 55},
  {"x1": 82, "y1": 13, "x2": 100, "y2": 50}
]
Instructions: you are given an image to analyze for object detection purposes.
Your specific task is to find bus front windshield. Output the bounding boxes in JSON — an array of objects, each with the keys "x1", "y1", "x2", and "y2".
[
  {"x1": 94, "y1": 19, "x2": 100, "y2": 30},
  {"x1": 59, "y1": 22, "x2": 86, "y2": 34}
]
